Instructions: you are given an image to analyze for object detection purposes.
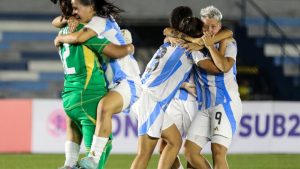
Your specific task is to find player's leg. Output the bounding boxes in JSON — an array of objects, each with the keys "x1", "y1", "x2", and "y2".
[
  {"x1": 159, "y1": 139, "x2": 183, "y2": 169},
  {"x1": 77, "y1": 99, "x2": 110, "y2": 169},
  {"x1": 211, "y1": 143, "x2": 228, "y2": 169},
  {"x1": 210, "y1": 101, "x2": 242, "y2": 169},
  {"x1": 91, "y1": 80, "x2": 140, "y2": 161},
  {"x1": 184, "y1": 140, "x2": 212, "y2": 169},
  {"x1": 95, "y1": 91, "x2": 123, "y2": 137},
  {"x1": 159, "y1": 114, "x2": 182, "y2": 169},
  {"x1": 159, "y1": 124, "x2": 182, "y2": 169},
  {"x1": 87, "y1": 91, "x2": 122, "y2": 165},
  {"x1": 59, "y1": 107, "x2": 83, "y2": 169},
  {"x1": 130, "y1": 134, "x2": 158, "y2": 169},
  {"x1": 97, "y1": 134, "x2": 113, "y2": 169},
  {"x1": 182, "y1": 100, "x2": 199, "y2": 169},
  {"x1": 184, "y1": 110, "x2": 212, "y2": 169},
  {"x1": 160, "y1": 99, "x2": 184, "y2": 169},
  {"x1": 64, "y1": 117, "x2": 82, "y2": 167}
]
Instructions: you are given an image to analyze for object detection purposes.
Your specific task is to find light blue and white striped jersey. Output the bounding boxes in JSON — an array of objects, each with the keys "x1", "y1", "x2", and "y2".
[
  {"x1": 193, "y1": 41, "x2": 240, "y2": 110},
  {"x1": 173, "y1": 68, "x2": 197, "y2": 101},
  {"x1": 141, "y1": 43, "x2": 201, "y2": 102},
  {"x1": 85, "y1": 16, "x2": 141, "y2": 88}
]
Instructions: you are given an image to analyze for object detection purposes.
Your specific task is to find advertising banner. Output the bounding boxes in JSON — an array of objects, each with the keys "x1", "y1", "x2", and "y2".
[
  {"x1": 0, "y1": 99, "x2": 32, "y2": 153},
  {"x1": 229, "y1": 101, "x2": 300, "y2": 153},
  {"x1": 1, "y1": 99, "x2": 299, "y2": 153},
  {"x1": 31, "y1": 99, "x2": 67, "y2": 153}
]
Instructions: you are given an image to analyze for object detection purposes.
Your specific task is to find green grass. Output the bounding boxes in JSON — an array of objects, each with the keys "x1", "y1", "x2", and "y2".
[{"x1": 0, "y1": 154, "x2": 299, "y2": 169}]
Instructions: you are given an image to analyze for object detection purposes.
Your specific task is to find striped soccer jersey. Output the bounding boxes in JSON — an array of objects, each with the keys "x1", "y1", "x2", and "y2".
[
  {"x1": 141, "y1": 43, "x2": 201, "y2": 103},
  {"x1": 136, "y1": 43, "x2": 202, "y2": 136},
  {"x1": 173, "y1": 68, "x2": 197, "y2": 102},
  {"x1": 193, "y1": 41, "x2": 241, "y2": 110},
  {"x1": 85, "y1": 16, "x2": 141, "y2": 88}
]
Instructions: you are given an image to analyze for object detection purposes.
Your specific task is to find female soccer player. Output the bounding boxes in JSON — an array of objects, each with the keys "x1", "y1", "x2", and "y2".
[
  {"x1": 52, "y1": 1, "x2": 134, "y2": 169},
  {"x1": 54, "y1": 0, "x2": 141, "y2": 168}
]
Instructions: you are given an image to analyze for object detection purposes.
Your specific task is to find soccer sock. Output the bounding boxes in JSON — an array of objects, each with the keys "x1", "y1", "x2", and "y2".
[
  {"x1": 64, "y1": 141, "x2": 80, "y2": 167},
  {"x1": 89, "y1": 135, "x2": 109, "y2": 164},
  {"x1": 98, "y1": 140, "x2": 112, "y2": 169}
]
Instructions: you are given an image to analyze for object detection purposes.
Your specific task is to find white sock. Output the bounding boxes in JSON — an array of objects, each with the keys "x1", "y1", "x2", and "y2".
[
  {"x1": 64, "y1": 141, "x2": 80, "y2": 167},
  {"x1": 89, "y1": 135, "x2": 109, "y2": 164}
]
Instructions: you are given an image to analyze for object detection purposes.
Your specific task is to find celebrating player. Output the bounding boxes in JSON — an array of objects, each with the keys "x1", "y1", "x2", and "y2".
[
  {"x1": 52, "y1": 0, "x2": 134, "y2": 169},
  {"x1": 54, "y1": 0, "x2": 142, "y2": 168},
  {"x1": 184, "y1": 6, "x2": 242, "y2": 169},
  {"x1": 130, "y1": 16, "x2": 205, "y2": 169}
]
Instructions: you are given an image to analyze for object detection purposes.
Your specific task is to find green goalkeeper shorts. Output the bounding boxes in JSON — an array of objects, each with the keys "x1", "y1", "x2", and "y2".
[{"x1": 64, "y1": 97, "x2": 101, "y2": 151}]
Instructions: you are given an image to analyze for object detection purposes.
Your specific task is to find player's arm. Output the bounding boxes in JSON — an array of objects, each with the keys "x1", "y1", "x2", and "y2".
[
  {"x1": 202, "y1": 32, "x2": 235, "y2": 73},
  {"x1": 191, "y1": 50, "x2": 222, "y2": 74},
  {"x1": 52, "y1": 16, "x2": 67, "y2": 28},
  {"x1": 196, "y1": 59, "x2": 222, "y2": 74},
  {"x1": 163, "y1": 27, "x2": 196, "y2": 44},
  {"x1": 85, "y1": 37, "x2": 134, "y2": 59},
  {"x1": 182, "y1": 43, "x2": 204, "y2": 52},
  {"x1": 163, "y1": 27, "x2": 233, "y2": 45},
  {"x1": 193, "y1": 37, "x2": 235, "y2": 74},
  {"x1": 54, "y1": 27, "x2": 97, "y2": 47},
  {"x1": 103, "y1": 43, "x2": 134, "y2": 59}
]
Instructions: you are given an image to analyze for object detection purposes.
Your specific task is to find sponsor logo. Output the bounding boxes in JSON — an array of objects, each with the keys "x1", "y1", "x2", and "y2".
[{"x1": 47, "y1": 109, "x2": 66, "y2": 137}]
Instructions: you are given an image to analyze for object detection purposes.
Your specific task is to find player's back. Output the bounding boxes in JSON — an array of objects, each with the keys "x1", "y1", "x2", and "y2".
[
  {"x1": 173, "y1": 69, "x2": 197, "y2": 102},
  {"x1": 58, "y1": 25, "x2": 108, "y2": 110},
  {"x1": 85, "y1": 16, "x2": 141, "y2": 88},
  {"x1": 141, "y1": 43, "x2": 194, "y2": 101}
]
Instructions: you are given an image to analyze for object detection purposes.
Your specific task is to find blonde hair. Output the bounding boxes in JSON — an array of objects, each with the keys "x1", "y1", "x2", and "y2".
[{"x1": 200, "y1": 5, "x2": 222, "y2": 22}]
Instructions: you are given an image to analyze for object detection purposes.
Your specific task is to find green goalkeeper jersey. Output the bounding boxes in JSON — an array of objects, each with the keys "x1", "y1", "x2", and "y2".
[{"x1": 58, "y1": 24, "x2": 110, "y2": 111}]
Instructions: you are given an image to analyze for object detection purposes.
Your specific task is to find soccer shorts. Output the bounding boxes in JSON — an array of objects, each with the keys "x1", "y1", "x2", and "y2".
[
  {"x1": 110, "y1": 79, "x2": 142, "y2": 112},
  {"x1": 64, "y1": 98, "x2": 102, "y2": 151},
  {"x1": 187, "y1": 101, "x2": 242, "y2": 148},
  {"x1": 131, "y1": 91, "x2": 174, "y2": 138},
  {"x1": 164, "y1": 98, "x2": 198, "y2": 136}
]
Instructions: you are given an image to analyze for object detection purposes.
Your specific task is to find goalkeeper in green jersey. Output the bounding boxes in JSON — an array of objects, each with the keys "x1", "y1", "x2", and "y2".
[{"x1": 52, "y1": 1, "x2": 134, "y2": 169}]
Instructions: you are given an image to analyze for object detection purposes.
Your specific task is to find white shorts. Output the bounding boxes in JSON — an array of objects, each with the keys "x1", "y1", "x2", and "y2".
[
  {"x1": 110, "y1": 79, "x2": 142, "y2": 112},
  {"x1": 164, "y1": 98, "x2": 198, "y2": 136},
  {"x1": 131, "y1": 92, "x2": 174, "y2": 138},
  {"x1": 187, "y1": 101, "x2": 242, "y2": 148}
]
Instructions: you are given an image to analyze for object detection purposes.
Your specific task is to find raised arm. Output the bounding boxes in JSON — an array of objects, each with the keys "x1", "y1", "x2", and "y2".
[
  {"x1": 212, "y1": 28, "x2": 233, "y2": 45},
  {"x1": 163, "y1": 27, "x2": 233, "y2": 46},
  {"x1": 163, "y1": 27, "x2": 197, "y2": 44},
  {"x1": 202, "y1": 32, "x2": 235, "y2": 73},
  {"x1": 54, "y1": 27, "x2": 97, "y2": 47},
  {"x1": 84, "y1": 37, "x2": 134, "y2": 59},
  {"x1": 52, "y1": 16, "x2": 67, "y2": 28}
]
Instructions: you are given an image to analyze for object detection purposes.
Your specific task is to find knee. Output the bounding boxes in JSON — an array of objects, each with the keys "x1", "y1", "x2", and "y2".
[
  {"x1": 97, "y1": 100, "x2": 111, "y2": 118},
  {"x1": 183, "y1": 141, "x2": 198, "y2": 163},
  {"x1": 167, "y1": 136, "x2": 182, "y2": 151}
]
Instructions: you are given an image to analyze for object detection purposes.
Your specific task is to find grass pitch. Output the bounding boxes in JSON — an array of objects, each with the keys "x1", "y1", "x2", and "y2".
[{"x1": 0, "y1": 153, "x2": 299, "y2": 169}]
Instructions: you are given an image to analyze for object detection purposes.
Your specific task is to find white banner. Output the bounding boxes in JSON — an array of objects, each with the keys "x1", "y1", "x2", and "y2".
[
  {"x1": 229, "y1": 101, "x2": 300, "y2": 153},
  {"x1": 31, "y1": 100, "x2": 300, "y2": 153},
  {"x1": 31, "y1": 99, "x2": 67, "y2": 153}
]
